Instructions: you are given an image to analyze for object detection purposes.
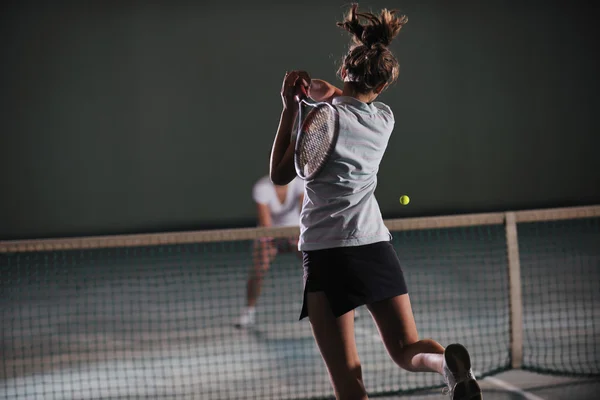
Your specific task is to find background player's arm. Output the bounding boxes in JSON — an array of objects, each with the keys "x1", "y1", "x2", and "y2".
[
  {"x1": 309, "y1": 79, "x2": 342, "y2": 103},
  {"x1": 256, "y1": 203, "x2": 272, "y2": 227}
]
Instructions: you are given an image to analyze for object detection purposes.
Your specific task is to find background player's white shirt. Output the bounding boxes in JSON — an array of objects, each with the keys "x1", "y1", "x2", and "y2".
[{"x1": 252, "y1": 176, "x2": 304, "y2": 227}]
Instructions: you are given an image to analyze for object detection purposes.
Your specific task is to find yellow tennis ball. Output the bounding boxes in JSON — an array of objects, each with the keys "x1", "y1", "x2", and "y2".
[{"x1": 399, "y1": 195, "x2": 410, "y2": 205}]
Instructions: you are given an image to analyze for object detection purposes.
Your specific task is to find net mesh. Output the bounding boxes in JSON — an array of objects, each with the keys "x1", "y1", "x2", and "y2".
[
  {"x1": 1, "y1": 207, "x2": 599, "y2": 400},
  {"x1": 297, "y1": 104, "x2": 337, "y2": 178},
  {"x1": 519, "y1": 217, "x2": 600, "y2": 376}
]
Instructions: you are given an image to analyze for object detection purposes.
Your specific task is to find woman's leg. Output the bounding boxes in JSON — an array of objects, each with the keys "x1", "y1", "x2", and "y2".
[
  {"x1": 367, "y1": 294, "x2": 445, "y2": 373},
  {"x1": 367, "y1": 294, "x2": 481, "y2": 399},
  {"x1": 307, "y1": 292, "x2": 367, "y2": 400}
]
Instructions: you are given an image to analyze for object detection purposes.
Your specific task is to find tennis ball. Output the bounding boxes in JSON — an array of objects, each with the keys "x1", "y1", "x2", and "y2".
[{"x1": 399, "y1": 195, "x2": 410, "y2": 205}]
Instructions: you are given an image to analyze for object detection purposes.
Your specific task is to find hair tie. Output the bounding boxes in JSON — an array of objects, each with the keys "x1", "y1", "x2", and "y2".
[{"x1": 344, "y1": 72, "x2": 360, "y2": 83}]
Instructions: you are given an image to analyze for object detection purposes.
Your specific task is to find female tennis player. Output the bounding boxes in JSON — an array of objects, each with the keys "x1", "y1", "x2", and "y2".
[
  {"x1": 269, "y1": 5, "x2": 482, "y2": 400},
  {"x1": 235, "y1": 175, "x2": 304, "y2": 328}
]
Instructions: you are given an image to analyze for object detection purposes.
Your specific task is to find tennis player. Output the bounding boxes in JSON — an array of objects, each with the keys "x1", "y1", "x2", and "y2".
[
  {"x1": 269, "y1": 5, "x2": 482, "y2": 400},
  {"x1": 235, "y1": 175, "x2": 304, "y2": 328}
]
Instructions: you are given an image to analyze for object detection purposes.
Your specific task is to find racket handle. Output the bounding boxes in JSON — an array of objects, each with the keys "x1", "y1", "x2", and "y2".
[{"x1": 295, "y1": 84, "x2": 308, "y2": 102}]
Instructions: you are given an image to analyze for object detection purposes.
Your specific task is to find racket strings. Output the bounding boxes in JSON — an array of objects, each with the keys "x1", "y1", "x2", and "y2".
[{"x1": 298, "y1": 106, "x2": 336, "y2": 176}]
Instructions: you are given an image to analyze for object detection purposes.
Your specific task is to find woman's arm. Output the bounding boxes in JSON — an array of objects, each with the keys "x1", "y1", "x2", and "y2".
[
  {"x1": 270, "y1": 71, "x2": 310, "y2": 186},
  {"x1": 309, "y1": 79, "x2": 343, "y2": 103},
  {"x1": 270, "y1": 107, "x2": 298, "y2": 186}
]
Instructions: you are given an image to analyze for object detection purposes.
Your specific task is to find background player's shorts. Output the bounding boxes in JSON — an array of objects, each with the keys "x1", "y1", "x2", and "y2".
[
  {"x1": 258, "y1": 237, "x2": 298, "y2": 253},
  {"x1": 299, "y1": 241, "x2": 408, "y2": 320}
]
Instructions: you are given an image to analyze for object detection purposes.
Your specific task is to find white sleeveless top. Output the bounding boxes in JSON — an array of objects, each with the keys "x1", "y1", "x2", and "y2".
[{"x1": 298, "y1": 96, "x2": 393, "y2": 251}]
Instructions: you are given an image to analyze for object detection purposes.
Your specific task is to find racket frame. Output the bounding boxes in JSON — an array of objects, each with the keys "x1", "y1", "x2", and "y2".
[{"x1": 293, "y1": 96, "x2": 340, "y2": 180}]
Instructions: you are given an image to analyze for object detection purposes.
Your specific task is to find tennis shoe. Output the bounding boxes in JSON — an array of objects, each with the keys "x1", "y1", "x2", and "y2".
[
  {"x1": 442, "y1": 343, "x2": 482, "y2": 399},
  {"x1": 235, "y1": 308, "x2": 256, "y2": 329}
]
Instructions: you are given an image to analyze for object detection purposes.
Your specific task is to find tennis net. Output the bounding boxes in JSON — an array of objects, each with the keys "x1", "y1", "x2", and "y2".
[{"x1": 1, "y1": 206, "x2": 599, "y2": 399}]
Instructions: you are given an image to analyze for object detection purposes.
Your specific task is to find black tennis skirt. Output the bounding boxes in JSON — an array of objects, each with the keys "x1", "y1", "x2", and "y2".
[{"x1": 299, "y1": 241, "x2": 408, "y2": 320}]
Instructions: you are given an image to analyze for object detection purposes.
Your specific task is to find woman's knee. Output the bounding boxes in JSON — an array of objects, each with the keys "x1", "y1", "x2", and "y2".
[
  {"x1": 391, "y1": 338, "x2": 445, "y2": 372},
  {"x1": 389, "y1": 345, "x2": 413, "y2": 371},
  {"x1": 380, "y1": 333, "x2": 417, "y2": 368}
]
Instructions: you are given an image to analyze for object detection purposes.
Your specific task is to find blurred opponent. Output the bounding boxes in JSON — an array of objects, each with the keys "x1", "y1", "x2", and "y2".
[{"x1": 235, "y1": 175, "x2": 304, "y2": 328}]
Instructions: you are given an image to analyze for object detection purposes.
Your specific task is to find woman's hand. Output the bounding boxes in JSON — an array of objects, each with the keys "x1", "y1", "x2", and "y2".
[{"x1": 281, "y1": 70, "x2": 311, "y2": 109}]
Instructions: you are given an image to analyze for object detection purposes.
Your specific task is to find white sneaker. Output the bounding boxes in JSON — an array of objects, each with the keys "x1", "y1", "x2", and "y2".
[
  {"x1": 235, "y1": 308, "x2": 256, "y2": 329},
  {"x1": 442, "y1": 344, "x2": 482, "y2": 400}
]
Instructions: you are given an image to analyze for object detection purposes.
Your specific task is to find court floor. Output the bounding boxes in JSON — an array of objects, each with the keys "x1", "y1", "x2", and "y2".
[{"x1": 381, "y1": 370, "x2": 600, "y2": 400}]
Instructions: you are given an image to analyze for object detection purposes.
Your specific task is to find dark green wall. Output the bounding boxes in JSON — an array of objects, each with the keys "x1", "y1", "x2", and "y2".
[{"x1": 2, "y1": 1, "x2": 599, "y2": 239}]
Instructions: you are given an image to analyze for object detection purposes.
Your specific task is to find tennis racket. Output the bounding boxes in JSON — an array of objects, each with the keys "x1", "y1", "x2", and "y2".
[{"x1": 294, "y1": 92, "x2": 340, "y2": 180}]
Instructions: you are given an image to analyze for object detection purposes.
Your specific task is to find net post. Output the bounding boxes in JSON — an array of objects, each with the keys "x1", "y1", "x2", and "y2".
[{"x1": 505, "y1": 212, "x2": 523, "y2": 369}]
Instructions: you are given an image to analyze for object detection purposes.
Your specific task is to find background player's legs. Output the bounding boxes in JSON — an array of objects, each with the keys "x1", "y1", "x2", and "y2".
[
  {"x1": 237, "y1": 239, "x2": 277, "y2": 328},
  {"x1": 247, "y1": 239, "x2": 277, "y2": 307},
  {"x1": 307, "y1": 292, "x2": 367, "y2": 400},
  {"x1": 367, "y1": 294, "x2": 445, "y2": 373}
]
